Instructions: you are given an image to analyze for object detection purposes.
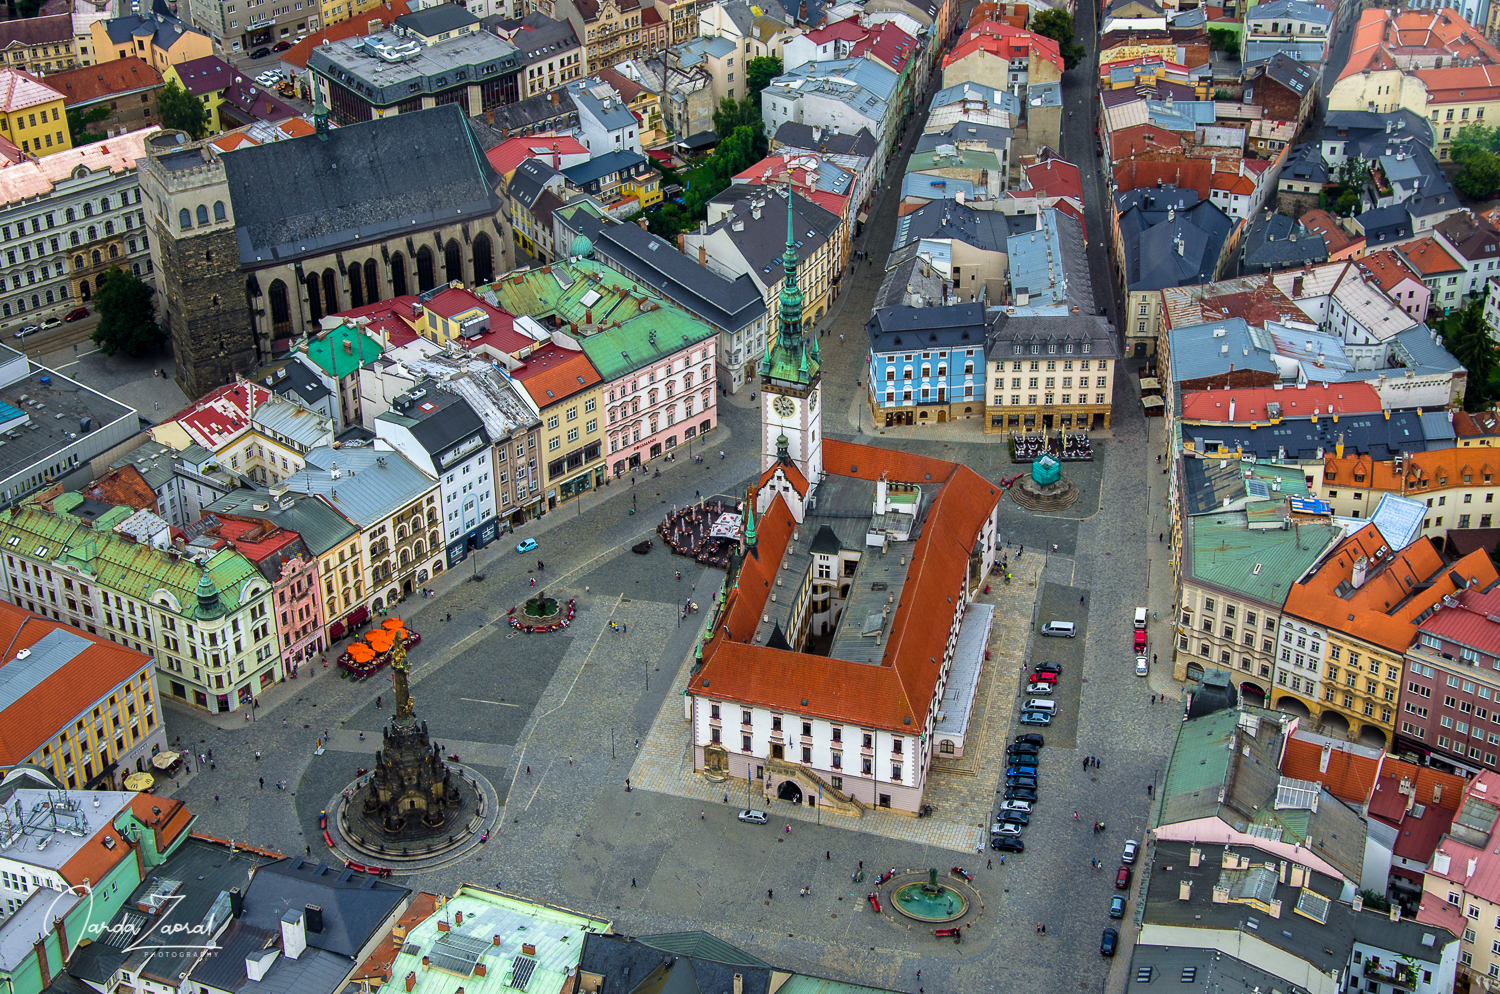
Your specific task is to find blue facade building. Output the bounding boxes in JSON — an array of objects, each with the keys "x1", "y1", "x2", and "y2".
[{"x1": 865, "y1": 302, "x2": 987, "y2": 426}]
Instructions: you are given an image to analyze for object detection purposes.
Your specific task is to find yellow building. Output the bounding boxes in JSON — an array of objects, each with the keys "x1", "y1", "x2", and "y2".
[
  {"x1": 90, "y1": 13, "x2": 214, "y2": 77},
  {"x1": 320, "y1": 0, "x2": 388, "y2": 28},
  {"x1": 0, "y1": 70, "x2": 70, "y2": 156},
  {"x1": 512, "y1": 348, "x2": 606, "y2": 509},
  {"x1": 0, "y1": 14, "x2": 78, "y2": 77},
  {"x1": 559, "y1": 0, "x2": 644, "y2": 76},
  {"x1": 621, "y1": 169, "x2": 661, "y2": 209},
  {"x1": 163, "y1": 56, "x2": 234, "y2": 136}
]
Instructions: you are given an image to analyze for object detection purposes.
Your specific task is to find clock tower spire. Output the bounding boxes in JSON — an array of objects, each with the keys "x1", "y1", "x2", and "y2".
[{"x1": 759, "y1": 183, "x2": 823, "y2": 483}]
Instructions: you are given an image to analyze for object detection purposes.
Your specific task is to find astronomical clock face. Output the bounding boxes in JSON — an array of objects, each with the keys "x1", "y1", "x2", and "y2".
[
  {"x1": 808, "y1": 389, "x2": 818, "y2": 413},
  {"x1": 773, "y1": 394, "x2": 796, "y2": 418}
]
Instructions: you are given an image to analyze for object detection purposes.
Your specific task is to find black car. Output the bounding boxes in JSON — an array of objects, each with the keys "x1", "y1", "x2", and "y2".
[
  {"x1": 1007, "y1": 743, "x2": 1039, "y2": 757},
  {"x1": 1003, "y1": 787, "x2": 1038, "y2": 802},
  {"x1": 249, "y1": 46, "x2": 270, "y2": 58},
  {"x1": 1101, "y1": 928, "x2": 1118, "y2": 957},
  {"x1": 1014, "y1": 733, "x2": 1045, "y2": 747},
  {"x1": 1034, "y1": 662, "x2": 1062, "y2": 675},
  {"x1": 1005, "y1": 775, "x2": 1038, "y2": 789},
  {"x1": 998, "y1": 810, "x2": 1029, "y2": 825},
  {"x1": 990, "y1": 837, "x2": 1024, "y2": 852}
]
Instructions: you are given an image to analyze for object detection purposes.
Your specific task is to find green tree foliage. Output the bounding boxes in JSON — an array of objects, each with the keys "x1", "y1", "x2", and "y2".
[
  {"x1": 746, "y1": 56, "x2": 782, "y2": 101},
  {"x1": 1444, "y1": 299, "x2": 1499, "y2": 410},
  {"x1": 1030, "y1": 9, "x2": 1086, "y2": 69},
  {"x1": 1456, "y1": 150, "x2": 1500, "y2": 199},
  {"x1": 66, "y1": 105, "x2": 111, "y2": 148},
  {"x1": 1207, "y1": 28, "x2": 1237, "y2": 53},
  {"x1": 91, "y1": 268, "x2": 164, "y2": 358},
  {"x1": 1450, "y1": 121, "x2": 1500, "y2": 165},
  {"x1": 158, "y1": 80, "x2": 208, "y2": 141},
  {"x1": 14, "y1": 0, "x2": 46, "y2": 18},
  {"x1": 1335, "y1": 189, "x2": 1360, "y2": 216}
]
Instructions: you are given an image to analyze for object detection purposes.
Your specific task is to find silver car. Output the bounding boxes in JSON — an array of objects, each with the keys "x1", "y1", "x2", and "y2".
[{"x1": 737, "y1": 809, "x2": 768, "y2": 824}]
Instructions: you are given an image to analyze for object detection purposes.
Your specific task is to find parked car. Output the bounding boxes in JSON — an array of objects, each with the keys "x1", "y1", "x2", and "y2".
[
  {"x1": 1115, "y1": 865, "x2": 1132, "y2": 889},
  {"x1": 737, "y1": 809, "x2": 768, "y2": 824},
  {"x1": 1122, "y1": 839, "x2": 1140, "y2": 864},
  {"x1": 272, "y1": 39, "x2": 292, "y2": 51},
  {"x1": 1000, "y1": 799, "x2": 1032, "y2": 813},
  {"x1": 1005, "y1": 776, "x2": 1038, "y2": 789},
  {"x1": 12, "y1": 325, "x2": 37, "y2": 339},
  {"x1": 516, "y1": 538, "x2": 538, "y2": 553},
  {"x1": 1005, "y1": 765, "x2": 1037, "y2": 778},
  {"x1": 1109, "y1": 895, "x2": 1126, "y2": 919},
  {"x1": 1135, "y1": 655, "x2": 1148, "y2": 677},
  {"x1": 998, "y1": 810, "x2": 1029, "y2": 825},
  {"x1": 991, "y1": 837, "x2": 1024, "y2": 852},
  {"x1": 249, "y1": 46, "x2": 270, "y2": 58},
  {"x1": 63, "y1": 307, "x2": 88, "y2": 322},
  {"x1": 1133, "y1": 629, "x2": 1147, "y2": 652},
  {"x1": 1007, "y1": 742, "x2": 1039, "y2": 757},
  {"x1": 1019, "y1": 711, "x2": 1052, "y2": 726},
  {"x1": 991, "y1": 822, "x2": 1023, "y2": 837},
  {"x1": 1014, "y1": 733, "x2": 1045, "y2": 747},
  {"x1": 1003, "y1": 787, "x2": 1037, "y2": 802},
  {"x1": 1034, "y1": 662, "x2": 1062, "y2": 675},
  {"x1": 1101, "y1": 928, "x2": 1119, "y2": 956},
  {"x1": 38, "y1": 316, "x2": 60, "y2": 330},
  {"x1": 1025, "y1": 682, "x2": 1055, "y2": 695}
]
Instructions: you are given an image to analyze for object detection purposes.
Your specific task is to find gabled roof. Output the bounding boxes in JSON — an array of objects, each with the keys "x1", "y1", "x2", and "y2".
[
  {"x1": 510, "y1": 344, "x2": 601, "y2": 408},
  {"x1": 1398, "y1": 236, "x2": 1464, "y2": 276},
  {"x1": 239, "y1": 855, "x2": 410, "y2": 958},
  {"x1": 0, "y1": 70, "x2": 63, "y2": 113},
  {"x1": 45, "y1": 58, "x2": 162, "y2": 106},
  {"x1": 0, "y1": 13, "x2": 71, "y2": 47},
  {"x1": 170, "y1": 55, "x2": 233, "y2": 96}
]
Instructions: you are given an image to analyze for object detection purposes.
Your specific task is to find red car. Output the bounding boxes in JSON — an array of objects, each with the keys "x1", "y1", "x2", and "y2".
[
  {"x1": 63, "y1": 307, "x2": 89, "y2": 322},
  {"x1": 1031, "y1": 670, "x2": 1058, "y2": 684},
  {"x1": 1116, "y1": 865, "x2": 1132, "y2": 889},
  {"x1": 272, "y1": 40, "x2": 293, "y2": 51},
  {"x1": 1133, "y1": 630, "x2": 1147, "y2": 652}
]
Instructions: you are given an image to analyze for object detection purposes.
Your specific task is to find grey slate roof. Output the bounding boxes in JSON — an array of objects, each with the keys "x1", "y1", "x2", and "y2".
[
  {"x1": 915, "y1": 121, "x2": 1013, "y2": 153},
  {"x1": 1280, "y1": 142, "x2": 1330, "y2": 185},
  {"x1": 1244, "y1": 0, "x2": 1331, "y2": 23},
  {"x1": 1324, "y1": 108, "x2": 1435, "y2": 149},
  {"x1": 871, "y1": 246, "x2": 948, "y2": 311},
  {"x1": 1357, "y1": 204, "x2": 1413, "y2": 246},
  {"x1": 1257, "y1": 51, "x2": 1321, "y2": 95},
  {"x1": 1241, "y1": 212, "x2": 1327, "y2": 271},
  {"x1": 489, "y1": 12, "x2": 579, "y2": 63},
  {"x1": 206, "y1": 489, "x2": 358, "y2": 556},
  {"x1": 568, "y1": 211, "x2": 767, "y2": 334},
  {"x1": 578, "y1": 932, "x2": 774, "y2": 994},
  {"x1": 562, "y1": 148, "x2": 648, "y2": 186},
  {"x1": 569, "y1": 78, "x2": 637, "y2": 130},
  {"x1": 220, "y1": 104, "x2": 503, "y2": 267},
  {"x1": 866, "y1": 303, "x2": 986, "y2": 352},
  {"x1": 254, "y1": 357, "x2": 333, "y2": 407},
  {"x1": 508, "y1": 157, "x2": 560, "y2": 209},
  {"x1": 394, "y1": 2, "x2": 481, "y2": 35},
  {"x1": 482, "y1": 89, "x2": 577, "y2": 134},
  {"x1": 286, "y1": 447, "x2": 437, "y2": 526},
  {"x1": 100, "y1": 10, "x2": 195, "y2": 46},
  {"x1": 772, "y1": 121, "x2": 878, "y2": 158},
  {"x1": 1116, "y1": 188, "x2": 1233, "y2": 291},
  {"x1": 988, "y1": 313, "x2": 1118, "y2": 358},
  {"x1": 376, "y1": 378, "x2": 489, "y2": 465},
  {"x1": 239, "y1": 856, "x2": 409, "y2": 959},
  {"x1": 704, "y1": 188, "x2": 840, "y2": 284},
  {"x1": 893, "y1": 198, "x2": 1037, "y2": 254}
]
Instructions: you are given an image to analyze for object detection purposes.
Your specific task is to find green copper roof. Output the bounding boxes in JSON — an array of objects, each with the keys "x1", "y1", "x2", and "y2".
[
  {"x1": 1185, "y1": 512, "x2": 1338, "y2": 608},
  {"x1": 305, "y1": 323, "x2": 384, "y2": 380},
  {"x1": 0, "y1": 493, "x2": 265, "y2": 617},
  {"x1": 761, "y1": 183, "x2": 820, "y2": 388},
  {"x1": 484, "y1": 259, "x2": 663, "y2": 328},
  {"x1": 577, "y1": 308, "x2": 717, "y2": 381}
]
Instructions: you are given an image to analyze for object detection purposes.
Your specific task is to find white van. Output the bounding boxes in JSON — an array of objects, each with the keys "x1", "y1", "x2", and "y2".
[
  {"x1": 1024, "y1": 699, "x2": 1057, "y2": 713},
  {"x1": 1133, "y1": 608, "x2": 1147, "y2": 630},
  {"x1": 1041, "y1": 621, "x2": 1076, "y2": 638}
]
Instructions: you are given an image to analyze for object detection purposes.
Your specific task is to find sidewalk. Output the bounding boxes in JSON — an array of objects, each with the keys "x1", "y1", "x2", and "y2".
[{"x1": 1142, "y1": 400, "x2": 1181, "y2": 701}]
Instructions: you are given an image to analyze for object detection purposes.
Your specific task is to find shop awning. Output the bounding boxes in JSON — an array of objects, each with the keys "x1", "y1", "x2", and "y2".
[
  {"x1": 1141, "y1": 396, "x2": 1165, "y2": 410},
  {"x1": 151, "y1": 751, "x2": 179, "y2": 770},
  {"x1": 329, "y1": 621, "x2": 346, "y2": 640},
  {"x1": 348, "y1": 605, "x2": 370, "y2": 626},
  {"x1": 857, "y1": 212, "x2": 869, "y2": 224}
]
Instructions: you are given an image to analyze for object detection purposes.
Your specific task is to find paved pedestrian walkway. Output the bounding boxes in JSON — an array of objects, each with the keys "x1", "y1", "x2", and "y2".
[{"x1": 628, "y1": 552, "x2": 1045, "y2": 853}]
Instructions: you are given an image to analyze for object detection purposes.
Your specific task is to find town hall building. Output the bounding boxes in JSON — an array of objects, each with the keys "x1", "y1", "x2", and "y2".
[{"x1": 685, "y1": 193, "x2": 1006, "y2": 815}]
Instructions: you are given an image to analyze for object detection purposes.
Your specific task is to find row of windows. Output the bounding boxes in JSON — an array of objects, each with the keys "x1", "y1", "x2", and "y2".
[{"x1": 179, "y1": 201, "x2": 227, "y2": 229}]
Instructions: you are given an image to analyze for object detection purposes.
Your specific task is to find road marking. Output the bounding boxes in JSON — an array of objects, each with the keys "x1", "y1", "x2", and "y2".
[
  {"x1": 460, "y1": 697, "x2": 520, "y2": 707},
  {"x1": 53, "y1": 348, "x2": 100, "y2": 369}
]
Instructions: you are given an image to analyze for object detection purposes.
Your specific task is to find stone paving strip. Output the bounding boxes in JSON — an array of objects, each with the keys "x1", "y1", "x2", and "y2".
[{"x1": 629, "y1": 553, "x2": 1045, "y2": 853}]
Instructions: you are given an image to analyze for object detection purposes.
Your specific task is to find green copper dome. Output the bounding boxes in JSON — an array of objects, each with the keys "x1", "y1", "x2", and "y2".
[{"x1": 570, "y1": 233, "x2": 594, "y2": 258}]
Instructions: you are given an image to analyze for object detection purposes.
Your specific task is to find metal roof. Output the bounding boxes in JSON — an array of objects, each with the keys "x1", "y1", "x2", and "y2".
[
  {"x1": 1184, "y1": 510, "x2": 1338, "y2": 607},
  {"x1": 283, "y1": 447, "x2": 437, "y2": 527}
]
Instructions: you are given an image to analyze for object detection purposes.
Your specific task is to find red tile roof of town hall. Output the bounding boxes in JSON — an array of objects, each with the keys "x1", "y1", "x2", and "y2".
[{"x1": 693, "y1": 441, "x2": 1000, "y2": 732}]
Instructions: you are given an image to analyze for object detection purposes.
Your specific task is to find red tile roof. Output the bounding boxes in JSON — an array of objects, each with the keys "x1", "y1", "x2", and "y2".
[
  {"x1": 944, "y1": 21, "x2": 1063, "y2": 72},
  {"x1": 1415, "y1": 584, "x2": 1500, "y2": 657},
  {"x1": 1179, "y1": 382, "x2": 1381, "y2": 422},
  {"x1": 46, "y1": 58, "x2": 162, "y2": 105},
  {"x1": 758, "y1": 457, "x2": 809, "y2": 497},
  {"x1": 329, "y1": 296, "x2": 421, "y2": 347},
  {"x1": 422, "y1": 287, "x2": 534, "y2": 355},
  {"x1": 60, "y1": 815, "x2": 136, "y2": 889},
  {"x1": 171, "y1": 55, "x2": 233, "y2": 96},
  {"x1": 733, "y1": 154, "x2": 854, "y2": 219},
  {"x1": 1358, "y1": 249, "x2": 1423, "y2": 293},
  {"x1": 1112, "y1": 157, "x2": 1214, "y2": 199},
  {"x1": 0, "y1": 602, "x2": 153, "y2": 766},
  {"x1": 485, "y1": 132, "x2": 588, "y2": 176},
  {"x1": 1024, "y1": 157, "x2": 1082, "y2": 200},
  {"x1": 125, "y1": 794, "x2": 193, "y2": 854},
  {"x1": 353, "y1": 892, "x2": 441, "y2": 985},
  {"x1": 694, "y1": 441, "x2": 1000, "y2": 732},
  {"x1": 511, "y1": 344, "x2": 601, "y2": 407},
  {"x1": 82, "y1": 464, "x2": 158, "y2": 512},
  {"x1": 1398, "y1": 237, "x2": 1464, "y2": 276},
  {"x1": 214, "y1": 517, "x2": 303, "y2": 569},
  {"x1": 850, "y1": 21, "x2": 917, "y2": 74},
  {"x1": 1210, "y1": 172, "x2": 1256, "y2": 196},
  {"x1": 159, "y1": 380, "x2": 273, "y2": 449},
  {"x1": 1279, "y1": 735, "x2": 1381, "y2": 805},
  {"x1": 1300, "y1": 209, "x2": 1359, "y2": 255},
  {"x1": 1340, "y1": 8, "x2": 1500, "y2": 80}
]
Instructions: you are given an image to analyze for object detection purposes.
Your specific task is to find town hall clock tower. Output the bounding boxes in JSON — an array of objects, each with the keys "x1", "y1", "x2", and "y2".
[{"x1": 760, "y1": 186, "x2": 823, "y2": 484}]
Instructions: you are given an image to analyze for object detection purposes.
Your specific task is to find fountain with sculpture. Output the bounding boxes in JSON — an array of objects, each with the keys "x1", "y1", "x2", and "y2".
[
  {"x1": 345, "y1": 637, "x2": 470, "y2": 846},
  {"x1": 892, "y1": 867, "x2": 970, "y2": 922}
]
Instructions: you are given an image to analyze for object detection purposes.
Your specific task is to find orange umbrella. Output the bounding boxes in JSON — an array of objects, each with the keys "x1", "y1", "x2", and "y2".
[
  {"x1": 366, "y1": 629, "x2": 395, "y2": 653},
  {"x1": 383, "y1": 617, "x2": 403, "y2": 631},
  {"x1": 347, "y1": 643, "x2": 375, "y2": 663}
]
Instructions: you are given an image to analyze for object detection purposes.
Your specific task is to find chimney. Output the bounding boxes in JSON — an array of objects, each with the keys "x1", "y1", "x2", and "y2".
[
  {"x1": 698, "y1": 243, "x2": 706, "y2": 265},
  {"x1": 1319, "y1": 743, "x2": 1331, "y2": 773},
  {"x1": 1352, "y1": 556, "x2": 1369, "y2": 589},
  {"x1": 305, "y1": 905, "x2": 323, "y2": 934},
  {"x1": 229, "y1": 888, "x2": 243, "y2": 919},
  {"x1": 486, "y1": 108, "x2": 495, "y2": 124},
  {"x1": 33, "y1": 936, "x2": 49, "y2": 989},
  {"x1": 281, "y1": 909, "x2": 307, "y2": 960},
  {"x1": 734, "y1": 976, "x2": 744, "y2": 994},
  {"x1": 406, "y1": 973, "x2": 417, "y2": 993}
]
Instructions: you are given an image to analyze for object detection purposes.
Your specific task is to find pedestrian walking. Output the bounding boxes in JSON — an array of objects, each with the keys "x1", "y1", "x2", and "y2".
[
  {"x1": 987, "y1": 858, "x2": 992, "y2": 869},
  {"x1": 826, "y1": 851, "x2": 831, "y2": 860},
  {"x1": 255, "y1": 751, "x2": 261, "y2": 761},
  {"x1": 1073, "y1": 810, "x2": 1079, "y2": 820},
  {"x1": 259, "y1": 776, "x2": 264, "y2": 789},
  {"x1": 1151, "y1": 694, "x2": 1156, "y2": 704},
  {"x1": 634, "y1": 738, "x2": 639, "y2": 749},
  {"x1": 999, "y1": 854, "x2": 1005, "y2": 865},
  {"x1": 209, "y1": 760, "x2": 215, "y2": 770},
  {"x1": 526, "y1": 766, "x2": 531, "y2": 775},
  {"x1": 1082, "y1": 758, "x2": 1088, "y2": 771},
  {"x1": 768, "y1": 889, "x2": 773, "y2": 900},
  {"x1": 214, "y1": 793, "x2": 219, "y2": 803},
  {"x1": 700, "y1": 810, "x2": 705, "y2": 820}
]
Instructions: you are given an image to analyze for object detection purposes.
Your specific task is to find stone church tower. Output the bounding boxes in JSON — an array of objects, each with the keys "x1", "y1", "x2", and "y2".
[
  {"x1": 760, "y1": 184, "x2": 823, "y2": 485},
  {"x1": 140, "y1": 130, "x2": 259, "y2": 401}
]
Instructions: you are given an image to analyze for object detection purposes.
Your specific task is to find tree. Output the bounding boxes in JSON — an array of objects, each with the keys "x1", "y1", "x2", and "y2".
[
  {"x1": 1030, "y1": 9, "x2": 1086, "y2": 69},
  {"x1": 1208, "y1": 28, "x2": 1237, "y2": 54},
  {"x1": 746, "y1": 56, "x2": 782, "y2": 101},
  {"x1": 1450, "y1": 121, "x2": 1500, "y2": 165},
  {"x1": 158, "y1": 80, "x2": 208, "y2": 141},
  {"x1": 66, "y1": 105, "x2": 111, "y2": 147},
  {"x1": 1443, "y1": 299, "x2": 1499, "y2": 410},
  {"x1": 1335, "y1": 189, "x2": 1360, "y2": 216},
  {"x1": 1456, "y1": 149, "x2": 1500, "y2": 199},
  {"x1": 1357, "y1": 889, "x2": 1391, "y2": 913},
  {"x1": 91, "y1": 268, "x2": 164, "y2": 358}
]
